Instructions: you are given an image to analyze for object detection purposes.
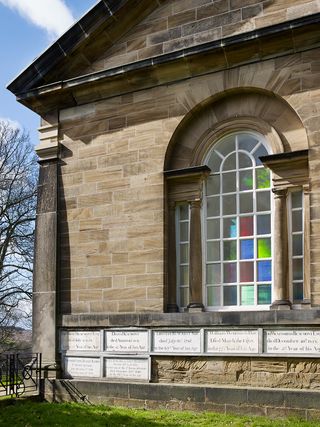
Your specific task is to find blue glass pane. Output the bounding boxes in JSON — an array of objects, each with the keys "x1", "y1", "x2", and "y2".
[
  {"x1": 258, "y1": 285, "x2": 271, "y2": 304},
  {"x1": 240, "y1": 240, "x2": 254, "y2": 259},
  {"x1": 223, "y1": 286, "x2": 237, "y2": 306},
  {"x1": 257, "y1": 261, "x2": 272, "y2": 281}
]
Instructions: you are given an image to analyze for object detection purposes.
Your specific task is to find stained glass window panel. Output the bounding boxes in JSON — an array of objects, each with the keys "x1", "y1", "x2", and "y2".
[
  {"x1": 257, "y1": 261, "x2": 272, "y2": 282},
  {"x1": 240, "y1": 170, "x2": 253, "y2": 190},
  {"x1": 258, "y1": 284, "x2": 271, "y2": 304},
  {"x1": 207, "y1": 197, "x2": 220, "y2": 217},
  {"x1": 222, "y1": 172, "x2": 236, "y2": 193},
  {"x1": 207, "y1": 219, "x2": 220, "y2": 239},
  {"x1": 180, "y1": 222, "x2": 189, "y2": 242},
  {"x1": 257, "y1": 215, "x2": 271, "y2": 235},
  {"x1": 256, "y1": 191, "x2": 270, "y2": 212},
  {"x1": 240, "y1": 239, "x2": 254, "y2": 259},
  {"x1": 293, "y1": 258, "x2": 303, "y2": 281},
  {"x1": 207, "y1": 241, "x2": 220, "y2": 262},
  {"x1": 257, "y1": 238, "x2": 271, "y2": 258},
  {"x1": 240, "y1": 192, "x2": 253, "y2": 213},
  {"x1": 240, "y1": 216, "x2": 253, "y2": 236},
  {"x1": 207, "y1": 286, "x2": 221, "y2": 306},
  {"x1": 223, "y1": 217, "x2": 237, "y2": 238},
  {"x1": 292, "y1": 234, "x2": 303, "y2": 256},
  {"x1": 241, "y1": 285, "x2": 254, "y2": 305},
  {"x1": 206, "y1": 264, "x2": 221, "y2": 284},
  {"x1": 223, "y1": 263, "x2": 237, "y2": 283},
  {"x1": 224, "y1": 240, "x2": 237, "y2": 260},
  {"x1": 223, "y1": 194, "x2": 237, "y2": 215},
  {"x1": 223, "y1": 286, "x2": 237, "y2": 305},
  {"x1": 240, "y1": 262, "x2": 254, "y2": 282},
  {"x1": 207, "y1": 175, "x2": 220, "y2": 195},
  {"x1": 256, "y1": 169, "x2": 270, "y2": 189}
]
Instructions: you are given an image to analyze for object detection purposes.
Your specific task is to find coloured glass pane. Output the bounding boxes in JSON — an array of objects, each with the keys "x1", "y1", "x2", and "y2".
[
  {"x1": 291, "y1": 191, "x2": 302, "y2": 209},
  {"x1": 240, "y1": 216, "x2": 253, "y2": 236},
  {"x1": 238, "y1": 152, "x2": 252, "y2": 169},
  {"x1": 207, "y1": 241, "x2": 220, "y2": 262},
  {"x1": 257, "y1": 261, "x2": 272, "y2": 282},
  {"x1": 223, "y1": 286, "x2": 237, "y2": 305},
  {"x1": 217, "y1": 136, "x2": 235, "y2": 157},
  {"x1": 223, "y1": 153, "x2": 237, "y2": 171},
  {"x1": 292, "y1": 234, "x2": 303, "y2": 256},
  {"x1": 207, "y1": 286, "x2": 221, "y2": 306},
  {"x1": 207, "y1": 219, "x2": 220, "y2": 239},
  {"x1": 257, "y1": 238, "x2": 271, "y2": 258},
  {"x1": 293, "y1": 258, "x2": 303, "y2": 281},
  {"x1": 239, "y1": 170, "x2": 253, "y2": 190},
  {"x1": 180, "y1": 266, "x2": 189, "y2": 286},
  {"x1": 207, "y1": 196, "x2": 220, "y2": 217},
  {"x1": 292, "y1": 211, "x2": 302, "y2": 232},
  {"x1": 207, "y1": 175, "x2": 220, "y2": 195},
  {"x1": 240, "y1": 239, "x2": 254, "y2": 259},
  {"x1": 256, "y1": 191, "x2": 270, "y2": 212},
  {"x1": 180, "y1": 222, "x2": 189, "y2": 242},
  {"x1": 223, "y1": 263, "x2": 237, "y2": 283},
  {"x1": 206, "y1": 264, "x2": 221, "y2": 284},
  {"x1": 258, "y1": 284, "x2": 271, "y2": 304},
  {"x1": 207, "y1": 151, "x2": 222, "y2": 172},
  {"x1": 240, "y1": 262, "x2": 254, "y2": 282},
  {"x1": 257, "y1": 215, "x2": 271, "y2": 235},
  {"x1": 180, "y1": 287, "x2": 188, "y2": 307},
  {"x1": 223, "y1": 217, "x2": 237, "y2": 238},
  {"x1": 241, "y1": 285, "x2": 254, "y2": 305},
  {"x1": 293, "y1": 282, "x2": 304, "y2": 302},
  {"x1": 179, "y1": 205, "x2": 189, "y2": 221},
  {"x1": 224, "y1": 240, "x2": 237, "y2": 260},
  {"x1": 240, "y1": 192, "x2": 253, "y2": 213},
  {"x1": 253, "y1": 144, "x2": 268, "y2": 166},
  {"x1": 180, "y1": 244, "x2": 189, "y2": 263},
  {"x1": 223, "y1": 194, "x2": 236, "y2": 215},
  {"x1": 222, "y1": 171, "x2": 236, "y2": 193},
  {"x1": 238, "y1": 134, "x2": 258, "y2": 153},
  {"x1": 256, "y1": 168, "x2": 270, "y2": 189}
]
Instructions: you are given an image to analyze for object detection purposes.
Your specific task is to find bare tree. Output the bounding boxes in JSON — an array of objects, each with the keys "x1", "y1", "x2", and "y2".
[{"x1": 0, "y1": 120, "x2": 37, "y2": 351}]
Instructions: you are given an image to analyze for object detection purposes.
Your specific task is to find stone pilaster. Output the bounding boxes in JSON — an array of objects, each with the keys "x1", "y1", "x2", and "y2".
[{"x1": 33, "y1": 123, "x2": 59, "y2": 372}]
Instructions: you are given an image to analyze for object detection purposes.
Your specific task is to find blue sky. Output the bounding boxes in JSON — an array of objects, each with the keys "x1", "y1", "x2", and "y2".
[{"x1": 0, "y1": 0, "x2": 97, "y2": 144}]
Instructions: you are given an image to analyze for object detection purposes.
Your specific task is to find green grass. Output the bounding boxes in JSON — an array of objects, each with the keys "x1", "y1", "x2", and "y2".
[{"x1": 0, "y1": 401, "x2": 319, "y2": 427}]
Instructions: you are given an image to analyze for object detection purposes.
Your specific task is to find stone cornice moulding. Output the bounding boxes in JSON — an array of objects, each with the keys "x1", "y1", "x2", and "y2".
[{"x1": 36, "y1": 124, "x2": 59, "y2": 161}]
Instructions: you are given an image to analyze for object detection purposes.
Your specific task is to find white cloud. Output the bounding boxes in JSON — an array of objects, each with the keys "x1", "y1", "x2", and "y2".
[
  {"x1": 0, "y1": 0, "x2": 75, "y2": 38},
  {"x1": 0, "y1": 117, "x2": 22, "y2": 130}
]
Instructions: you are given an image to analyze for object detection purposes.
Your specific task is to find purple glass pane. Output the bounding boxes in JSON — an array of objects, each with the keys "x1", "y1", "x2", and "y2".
[{"x1": 223, "y1": 263, "x2": 237, "y2": 283}]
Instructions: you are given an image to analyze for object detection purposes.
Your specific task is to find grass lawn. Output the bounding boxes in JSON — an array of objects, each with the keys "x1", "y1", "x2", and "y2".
[{"x1": 0, "y1": 400, "x2": 320, "y2": 426}]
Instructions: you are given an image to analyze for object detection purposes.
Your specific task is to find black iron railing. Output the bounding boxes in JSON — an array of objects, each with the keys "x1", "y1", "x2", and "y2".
[{"x1": 0, "y1": 353, "x2": 41, "y2": 397}]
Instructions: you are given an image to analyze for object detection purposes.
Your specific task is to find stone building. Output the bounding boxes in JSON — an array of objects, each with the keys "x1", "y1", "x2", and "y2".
[{"x1": 8, "y1": 0, "x2": 320, "y2": 416}]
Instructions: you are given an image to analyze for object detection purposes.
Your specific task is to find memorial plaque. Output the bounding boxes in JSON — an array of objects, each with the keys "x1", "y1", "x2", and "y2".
[
  {"x1": 65, "y1": 357, "x2": 101, "y2": 378},
  {"x1": 105, "y1": 357, "x2": 150, "y2": 381},
  {"x1": 152, "y1": 330, "x2": 201, "y2": 353},
  {"x1": 206, "y1": 329, "x2": 259, "y2": 354},
  {"x1": 265, "y1": 330, "x2": 320, "y2": 354},
  {"x1": 61, "y1": 331, "x2": 100, "y2": 351},
  {"x1": 105, "y1": 330, "x2": 149, "y2": 353}
]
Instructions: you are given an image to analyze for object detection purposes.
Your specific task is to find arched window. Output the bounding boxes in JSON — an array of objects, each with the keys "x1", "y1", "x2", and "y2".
[{"x1": 204, "y1": 132, "x2": 272, "y2": 309}]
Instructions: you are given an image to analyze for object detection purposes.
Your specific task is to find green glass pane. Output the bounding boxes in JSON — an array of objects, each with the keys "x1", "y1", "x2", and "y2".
[
  {"x1": 256, "y1": 168, "x2": 270, "y2": 189},
  {"x1": 223, "y1": 217, "x2": 237, "y2": 238},
  {"x1": 238, "y1": 152, "x2": 252, "y2": 169},
  {"x1": 224, "y1": 240, "x2": 237, "y2": 260},
  {"x1": 207, "y1": 196, "x2": 220, "y2": 217},
  {"x1": 257, "y1": 238, "x2": 271, "y2": 258},
  {"x1": 207, "y1": 286, "x2": 221, "y2": 306},
  {"x1": 180, "y1": 287, "x2": 189, "y2": 307},
  {"x1": 256, "y1": 191, "x2": 270, "y2": 212},
  {"x1": 207, "y1": 175, "x2": 220, "y2": 195},
  {"x1": 239, "y1": 170, "x2": 253, "y2": 190},
  {"x1": 291, "y1": 191, "x2": 302, "y2": 209},
  {"x1": 180, "y1": 266, "x2": 189, "y2": 286},
  {"x1": 292, "y1": 210, "x2": 302, "y2": 232},
  {"x1": 207, "y1": 241, "x2": 220, "y2": 262},
  {"x1": 207, "y1": 151, "x2": 222, "y2": 172},
  {"x1": 293, "y1": 258, "x2": 303, "y2": 281},
  {"x1": 223, "y1": 153, "x2": 237, "y2": 171},
  {"x1": 253, "y1": 144, "x2": 268, "y2": 166},
  {"x1": 180, "y1": 222, "x2": 189, "y2": 242},
  {"x1": 223, "y1": 194, "x2": 236, "y2": 215},
  {"x1": 238, "y1": 134, "x2": 259, "y2": 153},
  {"x1": 222, "y1": 171, "x2": 236, "y2": 193},
  {"x1": 240, "y1": 192, "x2": 253, "y2": 213},
  {"x1": 179, "y1": 205, "x2": 189, "y2": 221},
  {"x1": 241, "y1": 285, "x2": 254, "y2": 305},
  {"x1": 292, "y1": 234, "x2": 303, "y2": 256},
  {"x1": 207, "y1": 219, "x2": 220, "y2": 239},
  {"x1": 258, "y1": 284, "x2": 271, "y2": 304},
  {"x1": 293, "y1": 282, "x2": 304, "y2": 302},
  {"x1": 206, "y1": 264, "x2": 221, "y2": 284},
  {"x1": 180, "y1": 243, "x2": 189, "y2": 264},
  {"x1": 223, "y1": 286, "x2": 237, "y2": 306}
]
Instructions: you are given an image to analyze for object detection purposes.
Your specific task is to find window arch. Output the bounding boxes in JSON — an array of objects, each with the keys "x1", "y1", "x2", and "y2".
[{"x1": 204, "y1": 132, "x2": 272, "y2": 309}]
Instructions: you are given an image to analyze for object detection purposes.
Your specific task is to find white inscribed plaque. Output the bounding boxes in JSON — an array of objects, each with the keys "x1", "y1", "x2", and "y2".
[
  {"x1": 61, "y1": 331, "x2": 100, "y2": 351},
  {"x1": 265, "y1": 330, "x2": 320, "y2": 354},
  {"x1": 152, "y1": 330, "x2": 201, "y2": 353},
  {"x1": 206, "y1": 329, "x2": 259, "y2": 354},
  {"x1": 65, "y1": 357, "x2": 100, "y2": 378},
  {"x1": 105, "y1": 358, "x2": 149, "y2": 381},
  {"x1": 105, "y1": 330, "x2": 149, "y2": 353}
]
